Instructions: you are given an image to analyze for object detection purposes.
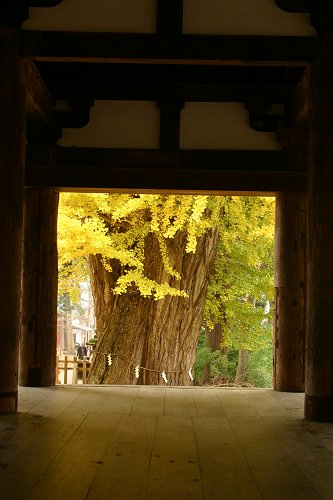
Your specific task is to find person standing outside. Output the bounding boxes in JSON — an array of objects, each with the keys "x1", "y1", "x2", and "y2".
[{"x1": 77, "y1": 343, "x2": 87, "y2": 360}]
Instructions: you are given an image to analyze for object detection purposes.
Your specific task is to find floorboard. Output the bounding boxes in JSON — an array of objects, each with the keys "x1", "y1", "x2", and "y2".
[{"x1": 0, "y1": 386, "x2": 333, "y2": 499}]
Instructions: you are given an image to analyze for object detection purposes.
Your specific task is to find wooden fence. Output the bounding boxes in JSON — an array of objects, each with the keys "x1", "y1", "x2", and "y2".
[{"x1": 56, "y1": 355, "x2": 91, "y2": 384}]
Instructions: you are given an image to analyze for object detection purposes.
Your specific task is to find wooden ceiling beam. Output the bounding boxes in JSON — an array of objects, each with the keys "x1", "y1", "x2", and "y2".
[
  {"x1": 25, "y1": 147, "x2": 307, "y2": 194},
  {"x1": 275, "y1": 1, "x2": 312, "y2": 13},
  {"x1": 285, "y1": 68, "x2": 309, "y2": 128},
  {"x1": 29, "y1": 1, "x2": 63, "y2": 6},
  {"x1": 156, "y1": 0, "x2": 183, "y2": 36},
  {"x1": 21, "y1": 32, "x2": 314, "y2": 66},
  {"x1": 24, "y1": 59, "x2": 55, "y2": 123}
]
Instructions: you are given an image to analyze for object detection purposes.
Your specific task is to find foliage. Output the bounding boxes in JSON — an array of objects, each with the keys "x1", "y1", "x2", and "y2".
[
  {"x1": 204, "y1": 196, "x2": 275, "y2": 353},
  {"x1": 58, "y1": 193, "x2": 223, "y2": 301},
  {"x1": 193, "y1": 329, "x2": 229, "y2": 383},
  {"x1": 247, "y1": 344, "x2": 273, "y2": 388}
]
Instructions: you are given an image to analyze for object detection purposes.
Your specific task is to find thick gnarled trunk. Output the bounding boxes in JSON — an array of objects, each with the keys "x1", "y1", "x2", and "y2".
[{"x1": 88, "y1": 228, "x2": 219, "y2": 385}]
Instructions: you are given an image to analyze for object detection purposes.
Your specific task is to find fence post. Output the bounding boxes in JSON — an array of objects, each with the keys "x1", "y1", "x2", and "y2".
[
  {"x1": 64, "y1": 355, "x2": 68, "y2": 384},
  {"x1": 55, "y1": 355, "x2": 59, "y2": 384},
  {"x1": 82, "y1": 356, "x2": 87, "y2": 384},
  {"x1": 72, "y1": 355, "x2": 78, "y2": 384}
]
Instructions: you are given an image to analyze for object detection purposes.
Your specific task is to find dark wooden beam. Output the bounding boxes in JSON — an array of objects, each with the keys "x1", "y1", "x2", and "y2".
[
  {"x1": 36, "y1": 61, "x2": 298, "y2": 102},
  {"x1": 47, "y1": 83, "x2": 294, "y2": 103},
  {"x1": 285, "y1": 68, "x2": 309, "y2": 127},
  {"x1": 311, "y1": 0, "x2": 333, "y2": 33},
  {"x1": 157, "y1": 97, "x2": 183, "y2": 149},
  {"x1": 246, "y1": 92, "x2": 284, "y2": 131},
  {"x1": 24, "y1": 60, "x2": 54, "y2": 123},
  {"x1": 276, "y1": 126, "x2": 308, "y2": 150},
  {"x1": 156, "y1": 0, "x2": 183, "y2": 35},
  {"x1": 21, "y1": 32, "x2": 314, "y2": 66},
  {"x1": 2, "y1": 1, "x2": 29, "y2": 27},
  {"x1": 25, "y1": 147, "x2": 307, "y2": 194},
  {"x1": 29, "y1": 1, "x2": 63, "y2": 6},
  {"x1": 276, "y1": 0, "x2": 312, "y2": 12}
]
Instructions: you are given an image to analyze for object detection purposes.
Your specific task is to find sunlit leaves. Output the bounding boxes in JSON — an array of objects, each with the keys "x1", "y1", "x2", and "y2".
[
  {"x1": 58, "y1": 193, "x2": 222, "y2": 301},
  {"x1": 204, "y1": 196, "x2": 275, "y2": 352}
]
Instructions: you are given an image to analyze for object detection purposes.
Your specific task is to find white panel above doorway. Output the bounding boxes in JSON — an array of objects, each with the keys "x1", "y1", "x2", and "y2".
[
  {"x1": 23, "y1": 0, "x2": 156, "y2": 33},
  {"x1": 180, "y1": 102, "x2": 281, "y2": 150},
  {"x1": 183, "y1": 0, "x2": 316, "y2": 36},
  {"x1": 58, "y1": 101, "x2": 160, "y2": 148}
]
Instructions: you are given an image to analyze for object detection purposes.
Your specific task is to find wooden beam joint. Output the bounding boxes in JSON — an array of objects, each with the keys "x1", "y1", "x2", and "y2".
[{"x1": 24, "y1": 59, "x2": 55, "y2": 123}]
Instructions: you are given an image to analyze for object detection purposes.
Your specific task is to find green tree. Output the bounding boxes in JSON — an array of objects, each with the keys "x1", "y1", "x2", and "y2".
[{"x1": 203, "y1": 196, "x2": 275, "y2": 385}]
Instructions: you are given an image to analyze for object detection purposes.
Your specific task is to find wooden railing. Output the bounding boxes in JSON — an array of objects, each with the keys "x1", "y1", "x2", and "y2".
[{"x1": 56, "y1": 355, "x2": 91, "y2": 384}]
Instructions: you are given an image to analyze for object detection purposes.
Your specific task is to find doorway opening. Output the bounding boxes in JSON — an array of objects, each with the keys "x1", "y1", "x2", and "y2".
[{"x1": 56, "y1": 192, "x2": 275, "y2": 388}]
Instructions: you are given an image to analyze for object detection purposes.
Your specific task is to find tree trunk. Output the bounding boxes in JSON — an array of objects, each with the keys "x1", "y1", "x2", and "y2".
[
  {"x1": 202, "y1": 322, "x2": 228, "y2": 384},
  {"x1": 235, "y1": 349, "x2": 250, "y2": 385},
  {"x1": 88, "y1": 228, "x2": 219, "y2": 385}
]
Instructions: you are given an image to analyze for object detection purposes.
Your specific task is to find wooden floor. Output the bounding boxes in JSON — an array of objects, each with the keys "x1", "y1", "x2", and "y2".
[{"x1": 1, "y1": 386, "x2": 333, "y2": 499}]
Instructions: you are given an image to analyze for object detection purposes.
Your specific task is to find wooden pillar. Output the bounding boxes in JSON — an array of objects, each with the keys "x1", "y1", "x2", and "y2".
[
  {"x1": 20, "y1": 184, "x2": 59, "y2": 386},
  {"x1": 0, "y1": 27, "x2": 26, "y2": 413},
  {"x1": 273, "y1": 193, "x2": 307, "y2": 392},
  {"x1": 305, "y1": 34, "x2": 333, "y2": 421}
]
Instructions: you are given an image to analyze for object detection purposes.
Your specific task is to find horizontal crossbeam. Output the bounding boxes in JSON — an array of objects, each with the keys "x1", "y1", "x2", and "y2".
[
  {"x1": 21, "y1": 32, "x2": 314, "y2": 66},
  {"x1": 25, "y1": 147, "x2": 307, "y2": 194}
]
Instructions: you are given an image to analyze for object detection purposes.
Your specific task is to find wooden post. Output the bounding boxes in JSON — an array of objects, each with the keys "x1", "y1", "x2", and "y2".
[
  {"x1": 55, "y1": 355, "x2": 60, "y2": 384},
  {"x1": 305, "y1": 34, "x2": 333, "y2": 421},
  {"x1": 273, "y1": 193, "x2": 307, "y2": 392},
  {"x1": 82, "y1": 356, "x2": 87, "y2": 384},
  {"x1": 72, "y1": 355, "x2": 78, "y2": 384},
  {"x1": 19, "y1": 186, "x2": 59, "y2": 386},
  {"x1": 0, "y1": 27, "x2": 26, "y2": 414}
]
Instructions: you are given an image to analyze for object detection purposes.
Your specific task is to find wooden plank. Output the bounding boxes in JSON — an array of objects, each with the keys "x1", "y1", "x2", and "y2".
[
  {"x1": 0, "y1": 389, "x2": 91, "y2": 498},
  {"x1": 192, "y1": 387, "x2": 226, "y2": 416},
  {"x1": 164, "y1": 388, "x2": 197, "y2": 416},
  {"x1": 88, "y1": 415, "x2": 156, "y2": 499},
  {"x1": 130, "y1": 386, "x2": 166, "y2": 416},
  {"x1": 261, "y1": 415, "x2": 333, "y2": 499},
  {"x1": 21, "y1": 31, "x2": 314, "y2": 66},
  {"x1": 96, "y1": 386, "x2": 140, "y2": 415},
  {"x1": 223, "y1": 399, "x2": 322, "y2": 499},
  {"x1": 24, "y1": 413, "x2": 122, "y2": 500},
  {"x1": 148, "y1": 415, "x2": 202, "y2": 498},
  {"x1": 1, "y1": 387, "x2": 333, "y2": 498},
  {"x1": 193, "y1": 415, "x2": 262, "y2": 499},
  {"x1": 214, "y1": 388, "x2": 259, "y2": 417}
]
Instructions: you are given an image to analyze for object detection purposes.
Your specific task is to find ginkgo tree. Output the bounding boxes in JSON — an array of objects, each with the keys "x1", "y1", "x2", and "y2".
[{"x1": 58, "y1": 193, "x2": 222, "y2": 384}]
